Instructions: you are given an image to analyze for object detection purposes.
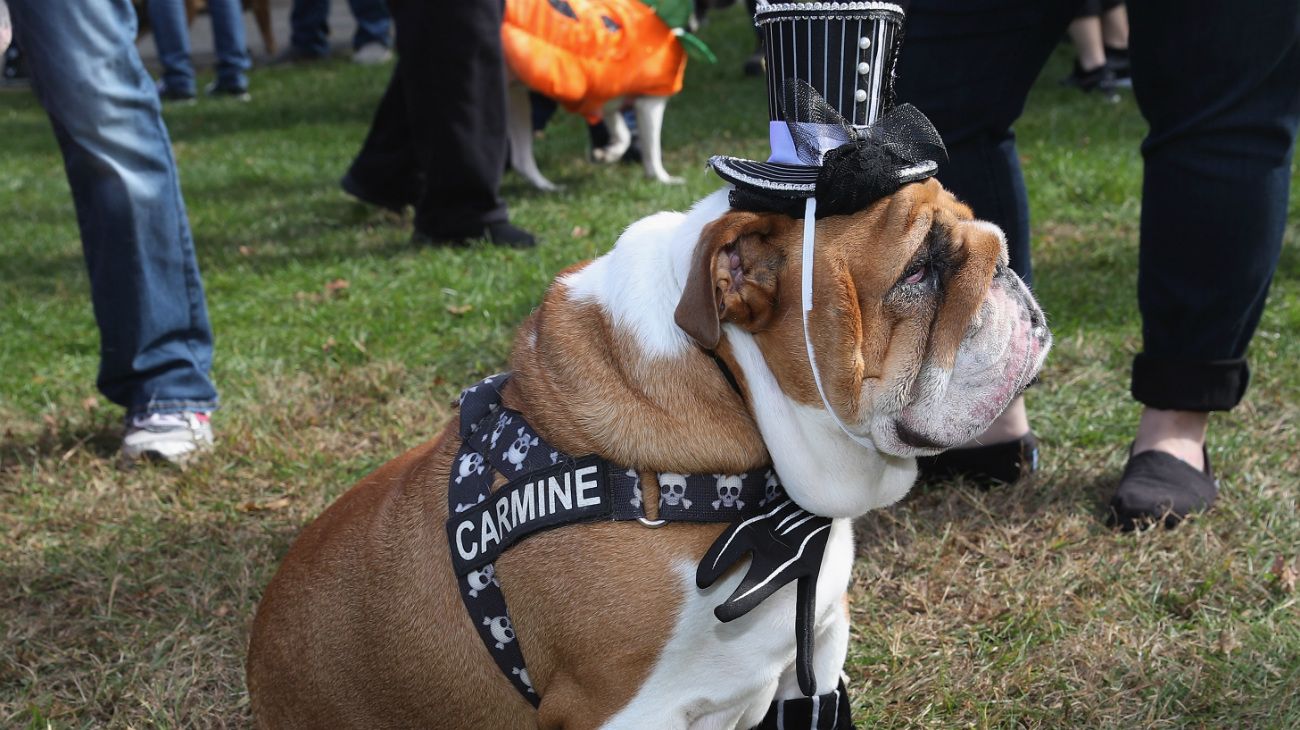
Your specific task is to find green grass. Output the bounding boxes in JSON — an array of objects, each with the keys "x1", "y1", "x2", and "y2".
[{"x1": 2, "y1": 6, "x2": 1298, "y2": 727}]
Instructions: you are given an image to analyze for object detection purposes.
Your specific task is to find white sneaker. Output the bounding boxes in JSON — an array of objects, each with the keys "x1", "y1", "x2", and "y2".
[
  {"x1": 352, "y1": 42, "x2": 393, "y2": 65},
  {"x1": 122, "y1": 411, "x2": 214, "y2": 465}
]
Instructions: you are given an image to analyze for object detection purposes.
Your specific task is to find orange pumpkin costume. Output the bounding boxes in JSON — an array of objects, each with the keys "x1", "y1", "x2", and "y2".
[{"x1": 502, "y1": 0, "x2": 686, "y2": 123}]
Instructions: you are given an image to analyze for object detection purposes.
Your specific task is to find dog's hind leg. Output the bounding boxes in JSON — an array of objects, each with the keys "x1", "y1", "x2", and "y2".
[
  {"x1": 506, "y1": 81, "x2": 560, "y2": 191},
  {"x1": 634, "y1": 95, "x2": 683, "y2": 185},
  {"x1": 592, "y1": 101, "x2": 633, "y2": 164}
]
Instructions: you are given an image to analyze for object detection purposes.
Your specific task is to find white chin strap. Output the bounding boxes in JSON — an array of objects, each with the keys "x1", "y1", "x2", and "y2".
[{"x1": 800, "y1": 197, "x2": 875, "y2": 449}]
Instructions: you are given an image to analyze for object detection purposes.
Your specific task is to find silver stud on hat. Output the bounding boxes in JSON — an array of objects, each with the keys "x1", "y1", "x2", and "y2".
[
  {"x1": 857, "y1": 62, "x2": 870, "y2": 75},
  {"x1": 859, "y1": 36, "x2": 871, "y2": 49},
  {"x1": 854, "y1": 89, "x2": 867, "y2": 102}
]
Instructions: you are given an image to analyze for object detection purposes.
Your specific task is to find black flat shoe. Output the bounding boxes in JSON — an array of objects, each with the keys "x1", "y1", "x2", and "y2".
[
  {"x1": 1108, "y1": 446, "x2": 1216, "y2": 531},
  {"x1": 1061, "y1": 60, "x2": 1118, "y2": 94},
  {"x1": 917, "y1": 432, "x2": 1038, "y2": 487},
  {"x1": 411, "y1": 221, "x2": 536, "y2": 249},
  {"x1": 340, "y1": 172, "x2": 417, "y2": 214}
]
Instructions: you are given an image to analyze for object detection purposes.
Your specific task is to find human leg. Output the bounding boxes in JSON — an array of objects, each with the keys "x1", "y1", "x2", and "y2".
[
  {"x1": 1067, "y1": 6, "x2": 1106, "y2": 72},
  {"x1": 389, "y1": 0, "x2": 529, "y2": 245},
  {"x1": 145, "y1": 0, "x2": 197, "y2": 98},
  {"x1": 207, "y1": 0, "x2": 251, "y2": 93},
  {"x1": 343, "y1": 64, "x2": 421, "y2": 211},
  {"x1": 1112, "y1": 0, "x2": 1300, "y2": 527},
  {"x1": 1097, "y1": 0, "x2": 1130, "y2": 87},
  {"x1": 1061, "y1": 0, "x2": 1121, "y2": 93},
  {"x1": 896, "y1": 0, "x2": 1074, "y2": 481},
  {"x1": 896, "y1": 0, "x2": 1080, "y2": 289},
  {"x1": 288, "y1": 0, "x2": 331, "y2": 58},
  {"x1": 346, "y1": 0, "x2": 391, "y2": 51},
  {"x1": 11, "y1": 0, "x2": 219, "y2": 429},
  {"x1": 1100, "y1": 1, "x2": 1128, "y2": 51}
]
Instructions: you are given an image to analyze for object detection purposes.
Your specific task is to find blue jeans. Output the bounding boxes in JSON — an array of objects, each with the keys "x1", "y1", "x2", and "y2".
[
  {"x1": 9, "y1": 0, "x2": 219, "y2": 418},
  {"x1": 148, "y1": 0, "x2": 250, "y2": 93},
  {"x1": 290, "y1": 0, "x2": 391, "y2": 56}
]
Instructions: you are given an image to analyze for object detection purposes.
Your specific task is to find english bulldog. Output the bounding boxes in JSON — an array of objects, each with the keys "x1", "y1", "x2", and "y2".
[{"x1": 246, "y1": 178, "x2": 1050, "y2": 729}]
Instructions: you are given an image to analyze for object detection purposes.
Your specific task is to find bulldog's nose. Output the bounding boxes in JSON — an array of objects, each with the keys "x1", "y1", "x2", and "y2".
[{"x1": 1028, "y1": 303, "x2": 1044, "y2": 329}]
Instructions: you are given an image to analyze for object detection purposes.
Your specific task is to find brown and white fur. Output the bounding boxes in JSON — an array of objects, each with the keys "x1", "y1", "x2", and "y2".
[
  {"x1": 246, "y1": 179, "x2": 1050, "y2": 729},
  {"x1": 507, "y1": 85, "x2": 680, "y2": 191}
]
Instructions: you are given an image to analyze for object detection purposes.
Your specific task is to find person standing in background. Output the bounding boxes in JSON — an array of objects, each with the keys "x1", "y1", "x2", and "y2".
[
  {"x1": 902, "y1": 0, "x2": 1300, "y2": 530},
  {"x1": 1061, "y1": 0, "x2": 1130, "y2": 94},
  {"x1": 341, "y1": 0, "x2": 534, "y2": 248},
  {"x1": 8, "y1": 0, "x2": 220, "y2": 465},
  {"x1": 148, "y1": 0, "x2": 252, "y2": 101},
  {"x1": 277, "y1": 0, "x2": 391, "y2": 65}
]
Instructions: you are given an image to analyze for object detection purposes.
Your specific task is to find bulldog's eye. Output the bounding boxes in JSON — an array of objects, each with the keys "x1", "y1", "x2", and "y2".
[{"x1": 901, "y1": 263, "x2": 929, "y2": 285}]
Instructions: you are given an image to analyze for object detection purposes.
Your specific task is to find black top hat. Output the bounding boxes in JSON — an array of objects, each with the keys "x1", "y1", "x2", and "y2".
[{"x1": 709, "y1": 2, "x2": 946, "y2": 217}]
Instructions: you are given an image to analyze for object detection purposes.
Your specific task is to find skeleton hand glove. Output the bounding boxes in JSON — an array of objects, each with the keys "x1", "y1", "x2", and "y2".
[{"x1": 695, "y1": 498, "x2": 833, "y2": 697}]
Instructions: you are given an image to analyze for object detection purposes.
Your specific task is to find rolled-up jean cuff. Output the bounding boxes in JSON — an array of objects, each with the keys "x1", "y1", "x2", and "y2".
[
  {"x1": 1130, "y1": 354, "x2": 1249, "y2": 412},
  {"x1": 126, "y1": 399, "x2": 220, "y2": 419}
]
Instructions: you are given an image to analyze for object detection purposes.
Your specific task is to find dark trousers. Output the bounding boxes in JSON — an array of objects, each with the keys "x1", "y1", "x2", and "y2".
[
  {"x1": 346, "y1": 0, "x2": 508, "y2": 236},
  {"x1": 289, "y1": 0, "x2": 391, "y2": 54},
  {"x1": 896, "y1": 0, "x2": 1300, "y2": 412}
]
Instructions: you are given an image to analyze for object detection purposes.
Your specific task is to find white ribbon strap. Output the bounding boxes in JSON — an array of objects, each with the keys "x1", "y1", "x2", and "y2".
[{"x1": 800, "y1": 197, "x2": 875, "y2": 448}]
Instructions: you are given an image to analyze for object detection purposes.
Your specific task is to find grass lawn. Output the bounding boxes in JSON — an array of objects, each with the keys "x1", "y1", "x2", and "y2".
[{"x1": 2, "y1": 6, "x2": 1298, "y2": 728}]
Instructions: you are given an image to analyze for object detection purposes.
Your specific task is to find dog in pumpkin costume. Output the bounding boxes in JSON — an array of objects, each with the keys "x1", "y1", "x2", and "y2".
[
  {"x1": 501, "y1": 0, "x2": 714, "y2": 189},
  {"x1": 247, "y1": 4, "x2": 1051, "y2": 728}
]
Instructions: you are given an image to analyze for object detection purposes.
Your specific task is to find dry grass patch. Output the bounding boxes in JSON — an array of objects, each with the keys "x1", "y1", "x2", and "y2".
[
  {"x1": 1, "y1": 362, "x2": 461, "y2": 728},
  {"x1": 845, "y1": 442, "x2": 1300, "y2": 728}
]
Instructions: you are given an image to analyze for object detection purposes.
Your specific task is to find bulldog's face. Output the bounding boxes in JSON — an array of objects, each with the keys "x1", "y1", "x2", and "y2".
[{"x1": 675, "y1": 179, "x2": 1050, "y2": 458}]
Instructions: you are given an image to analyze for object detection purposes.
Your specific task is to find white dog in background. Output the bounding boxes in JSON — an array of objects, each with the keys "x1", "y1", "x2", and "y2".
[
  {"x1": 506, "y1": 87, "x2": 678, "y2": 191},
  {"x1": 499, "y1": 0, "x2": 720, "y2": 191}
]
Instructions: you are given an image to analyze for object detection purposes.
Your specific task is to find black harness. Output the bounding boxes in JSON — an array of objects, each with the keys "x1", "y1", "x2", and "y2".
[{"x1": 446, "y1": 374, "x2": 848, "y2": 728}]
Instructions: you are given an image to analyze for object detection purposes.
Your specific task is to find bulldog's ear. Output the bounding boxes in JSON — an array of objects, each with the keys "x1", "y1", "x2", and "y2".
[{"x1": 675, "y1": 211, "x2": 787, "y2": 349}]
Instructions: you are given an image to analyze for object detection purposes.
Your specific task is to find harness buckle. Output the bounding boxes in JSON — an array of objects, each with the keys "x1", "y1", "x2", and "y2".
[{"x1": 637, "y1": 517, "x2": 668, "y2": 529}]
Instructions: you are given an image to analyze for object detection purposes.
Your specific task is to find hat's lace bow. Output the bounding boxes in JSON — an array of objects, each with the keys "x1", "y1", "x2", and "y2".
[{"x1": 783, "y1": 79, "x2": 947, "y2": 213}]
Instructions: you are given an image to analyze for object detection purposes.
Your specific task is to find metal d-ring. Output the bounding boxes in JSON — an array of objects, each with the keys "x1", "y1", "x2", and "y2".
[{"x1": 637, "y1": 517, "x2": 668, "y2": 528}]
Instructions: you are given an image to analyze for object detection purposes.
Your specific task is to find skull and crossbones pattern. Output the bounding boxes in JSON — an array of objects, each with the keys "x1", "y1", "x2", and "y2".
[
  {"x1": 466, "y1": 564, "x2": 500, "y2": 598},
  {"x1": 626, "y1": 469, "x2": 643, "y2": 509},
  {"x1": 483, "y1": 615, "x2": 516, "y2": 650},
  {"x1": 512, "y1": 666, "x2": 534, "y2": 694},
  {"x1": 454, "y1": 493, "x2": 485, "y2": 513},
  {"x1": 455, "y1": 451, "x2": 486, "y2": 484},
  {"x1": 759, "y1": 469, "x2": 782, "y2": 506},
  {"x1": 485, "y1": 412, "x2": 512, "y2": 450},
  {"x1": 659, "y1": 472, "x2": 692, "y2": 509},
  {"x1": 507, "y1": 427, "x2": 540, "y2": 471},
  {"x1": 712, "y1": 474, "x2": 746, "y2": 510}
]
